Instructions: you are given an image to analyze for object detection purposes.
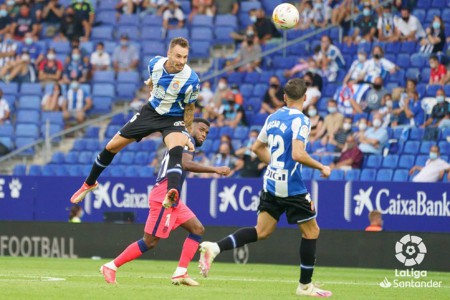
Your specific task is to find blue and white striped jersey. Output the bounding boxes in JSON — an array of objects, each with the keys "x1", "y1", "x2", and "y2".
[
  {"x1": 258, "y1": 107, "x2": 311, "y2": 198},
  {"x1": 147, "y1": 56, "x2": 200, "y2": 116}
]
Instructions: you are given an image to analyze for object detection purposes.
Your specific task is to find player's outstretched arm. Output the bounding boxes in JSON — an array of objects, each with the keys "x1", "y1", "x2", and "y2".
[
  {"x1": 184, "y1": 103, "x2": 195, "y2": 132},
  {"x1": 181, "y1": 152, "x2": 231, "y2": 176},
  {"x1": 251, "y1": 140, "x2": 270, "y2": 164},
  {"x1": 292, "y1": 140, "x2": 331, "y2": 178}
]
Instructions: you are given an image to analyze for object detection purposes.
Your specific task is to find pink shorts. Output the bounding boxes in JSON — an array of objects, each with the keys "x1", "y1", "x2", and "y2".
[{"x1": 144, "y1": 180, "x2": 195, "y2": 239}]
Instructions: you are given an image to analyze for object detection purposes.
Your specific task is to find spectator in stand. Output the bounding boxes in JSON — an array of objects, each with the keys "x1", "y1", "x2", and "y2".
[
  {"x1": 303, "y1": 72, "x2": 321, "y2": 111},
  {"x1": 41, "y1": 83, "x2": 64, "y2": 111},
  {"x1": 198, "y1": 81, "x2": 213, "y2": 108},
  {"x1": 71, "y1": 0, "x2": 95, "y2": 40},
  {"x1": 312, "y1": 0, "x2": 330, "y2": 29},
  {"x1": 310, "y1": 100, "x2": 344, "y2": 144},
  {"x1": 0, "y1": 50, "x2": 37, "y2": 83},
  {"x1": 429, "y1": 55, "x2": 446, "y2": 85},
  {"x1": 16, "y1": 32, "x2": 44, "y2": 67},
  {"x1": 346, "y1": 4, "x2": 377, "y2": 45},
  {"x1": 306, "y1": 104, "x2": 324, "y2": 142},
  {"x1": 62, "y1": 80, "x2": 92, "y2": 124},
  {"x1": 297, "y1": 0, "x2": 314, "y2": 30},
  {"x1": 41, "y1": 0, "x2": 63, "y2": 37},
  {"x1": 162, "y1": 0, "x2": 184, "y2": 30},
  {"x1": 215, "y1": 0, "x2": 238, "y2": 15},
  {"x1": 0, "y1": 33, "x2": 19, "y2": 70},
  {"x1": 249, "y1": 8, "x2": 281, "y2": 45},
  {"x1": 38, "y1": 48, "x2": 63, "y2": 85},
  {"x1": 6, "y1": 0, "x2": 20, "y2": 18},
  {"x1": 216, "y1": 91, "x2": 246, "y2": 128},
  {"x1": 343, "y1": 48, "x2": 368, "y2": 84},
  {"x1": 189, "y1": 0, "x2": 215, "y2": 21},
  {"x1": 420, "y1": 16, "x2": 445, "y2": 54},
  {"x1": 68, "y1": 37, "x2": 89, "y2": 65},
  {"x1": 113, "y1": 34, "x2": 139, "y2": 73},
  {"x1": 57, "y1": 6, "x2": 85, "y2": 42},
  {"x1": 404, "y1": 91, "x2": 425, "y2": 127},
  {"x1": 61, "y1": 47, "x2": 88, "y2": 84},
  {"x1": 139, "y1": 0, "x2": 159, "y2": 16},
  {"x1": 116, "y1": 0, "x2": 142, "y2": 20},
  {"x1": 317, "y1": 35, "x2": 345, "y2": 82},
  {"x1": 234, "y1": 130, "x2": 267, "y2": 178},
  {"x1": 410, "y1": 145, "x2": 450, "y2": 182},
  {"x1": 331, "y1": 0, "x2": 354, "y2": 26},
  {"x1": 422, "y1": 89, "x2": 449, "y2": 128},
  {"x1": 393, "y1": 7, "x2": 425, "y2": 42},
  {"x1": 355, "y1": 77, "x2": 388, "y2": 113},
  {"x1": 358, "y1": 112, "x2": 388, "y2": 154},
  {"x1": 227, "y1": 32, "x2": 261, "y2": 72},
  {"x1": 329, "y1": 116, "x2": 353, "y2": 151},
  {"x1": 0, "y1": 89, "x2": 11, "y2": 124},
  {"x1": 330, "y1": 135, "x2": 363, "y2": 169},
  {"x1": 365, "y1": 210, "x2": 383, "y2": 232},
  {"x1": 377, "y1": 3, "x2": 396, "y2": 42},
  {"x1": 230, "y1": 84, "x2": 243, "y2": 105},
  {"x1": 11, "y1": 4, "x2": 39, "y2": 41},
  {"x1": 260, "y1": 76, "x2": 284, "y2": 114},
  {"x1": 220, "y1": 134, "x2": 234, "y2": 154},
  {"x1": 90, "y1": 42, "x2": 111, "y2": 72},
  {"x1": 211, "y1": 143, "x2": 238, "y2": 178},
  {"x1": 0, "y1": 3, "x2": 12, "y2": 35},
  {"x1": 212, "y1": 77, "x2": 230, "y2": 109},
  {"x1": 363, "y1": 46, "x2": 397, "y2": 83},
  {"x1": 284, "y1": 46, "x2": 321, "y2": 78},
  {"x1": 354, "y1": 116, "x2": 368, "y2": 142},
  {"x1": 378, "y1": 93, "x2": 397, "y2": 128}
]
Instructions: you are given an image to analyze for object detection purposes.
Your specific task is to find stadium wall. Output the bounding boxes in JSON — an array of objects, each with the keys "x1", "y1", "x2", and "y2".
[
  {"x1": 0, "y1": 176, "x2": 448, "y2": 232},
  {"x1": 0, "y1": 222, "x2": 448, "y2": 272}
]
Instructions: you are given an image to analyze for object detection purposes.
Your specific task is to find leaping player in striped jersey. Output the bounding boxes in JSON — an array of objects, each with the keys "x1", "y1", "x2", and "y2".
[
  {"x1": 70, "y1": 37, "x2": 200, "y2": 209},
  {"x1": 100, "y1": 118, "x2": 231, "y2": 286}
]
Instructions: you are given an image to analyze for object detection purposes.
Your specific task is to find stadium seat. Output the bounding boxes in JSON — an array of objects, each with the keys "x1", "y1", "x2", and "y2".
[
  {"x1": 0, "y1": 124, "x2": 14, "y2": 137},
  {"x1": 93, "y1": 84, "x2": 115, "y2": 97},
  {"x1": 13, "y1": 164, "x2": 27, "y2": 175},
  {"x1": 78, "y1": 151, "x2": 93, "y2": 165},
  {"x1": 402, "y1": 141, "x2": 420, "y2": 154},
  {"x1": 15, "y1": 137, "x2": 35, "y2": 155},
  {"x1": 400, "y1": 42, "x2": 417, "y2": 54},
  {"x1": 329, "y1": 169, "x2": 344, "y2": 180},
  {"x1": 90, "y1": 97, "x2": 112, "y2": 114},
  {"x1": 50, "y1": 152, "x2": 65, "y2": 164},
  {"x1": 366, "y1": 155, "x2": 382, "y2": 168},
  {"x1": 409, "y1": 128, "x2": 424, "y2": 140},
  {"x1": 138, "y1": 166, "x2": 155, "y2": 177},
  {"x1": 64, "y1": 152, "x2": 78, "y2": 164},
  {"x1": 141, "y1": 27, "x2": 163, "y2": 40},
  {"x1": 19, "y1": 83, "x2": 42, "y2": 95},
  {"x1": 398, "y1": 154, "x2": 415, "y2": 169},
  {"x1": 381, "y1": 155, "x2": 399, "y2": 169},
  {"x1": 419, "y1": 141, "x2": 435, "y2": 154},
  {"x1": 415, "y1": 155, "x2": 429, "y2": 166},
  {"x1": 344, "y1": 169, "x2": 360, "y2": 181},
  {"x1": 93, "y1": 70, "x2": 115, "y2": 83},
  {"x1": 40, "y1": 124, "x2": 63, "y2": 138},
  {"x1": 215, "y1": 14, "x2": 237, "y2": 28},
  {"x1": 118, "y1": 14, "x2": 140, "y2": 26},
  {"x1": 214, "y1": 27, "x2": 235, "y2": 44},
  {"x1": 438, "y1": 141, "x2": 450, "y2": 155},
  {"x1": 240, "y1": 84, "x2": 254, "y2": 98},
  {"x1": 393, "y1": 169, "x2": 409, "y2": 182},
  {"x1": 97, "y1": 0, "x2": 116, "y2": 10},
  {"x1": 16, "y1": 124, "x2": 39, "y2": 138},
  {"x1": 421, "y1": 68, "x2": 431, "y2": 83},
  {"x1": 116, "y1": 26, "x2": 140, "y2": 40},
  {"x1": 91, "y1": 26, "x2": 114, "y2": 41},
  {"x1": 28, "y1": 164, "x2": 42, "y2": 176},
  {"x1": 244, "y1": 72, "x2": 260, "y2": 84},
  {"x1": 41, "y1": 112, "x2": 64, "y2": 126},
  {"x1": 191, "y1": 15, "x2": 213, "y2": 28},
  {"x1": 141, "y1": 41, "x2": 165, "y2": 55},
  {"x1": 233, "y1": 127, "x2": 249, "y2": 140},
  {"x1": 406, "y1": 68, "x2": 420, "y2": 81},
  {"x1": 117, "y1": 71, "x2": 140, "y2": 84},
  {"x1": 96, "y1": 10, "x2": 116, "y2": 25},
  {"x1": 253, "y1": 84, "x2": 268, "y2": 98},
  {"x1": 167, "y1": 28, "x2": 189, "y2": 40},
  {"x1": 0, "y1": 82, "x2": 19, "y2": 95},
  {"x1": 85, "y1": 139, "x2": 100, "y2": 151},
  {"x1": 376, "y1": 169, "x2": 393, "y2": 181},
  {"x1": 410, "y1": 53, "x2": 427, "y2": 68},
  {"x1": 16, "y1": 110, "x2": 40, "y2": 125},
  {"x1": 141, "y1": 15, "x2": 163, "y2": 26},
  {"x1": 302, "y1": 168, "x2": 313, "y2": 180},
  {"x1": 49, "y1": 41, "x2": 70, "y2": 54},
  {"x1": 426, "y1": 85, "x2": 441, "y2": 97},
  {"x1": 190, "y1": 41, "x2": 211, "y2": 58},
  {"x1": 360, "y1": 169, "x2": 376, "y2": 181},
  {"x1": 426, "y1": 9, "x2": 441, "y2": 22},
  {"x1": 17, "y1": 96, "x2": 41, "y2": 110}
]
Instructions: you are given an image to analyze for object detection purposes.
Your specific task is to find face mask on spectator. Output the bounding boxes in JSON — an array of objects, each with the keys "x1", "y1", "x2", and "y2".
[
  {"x1": 70, "y1": 82, "x2": 79, "y2": 89},
  {"x1": 373, "y1": 119, "x2": 382, "y2": 128},
  {"x1": 343, "y1": 123, "x2": 352, "y2": 131},
  {"x1": 304, "y1": 81, "x2": 312, "y2": 87},
  {"x1": 436, "y1": 95, "x2": 445, "y2": 103},
  {"x1": 120, "y1": 40, "x2": 128, "y2": 46},
  {"x1": 72, "y1": 53, "x2": 80, "y2": 61},
  {"x1": 270, "y1": 83, "x2": 279, "y2": 89},
  {"x1": 47, "y1": 53, "x2": 56, "y2": 60},
  {"x1": 373, "y1": 84, "x2": 382, "y2": 90},
  {"x1": 359, "y1": 123, "x2": 367, "y2": 131},
  {"x1": 402, "y1": 16, "x2": 409, "y2": 22},
  {"x1": 0, "y1": 10, "x2": 7, "y2": 17},
  {"x1": 429, "y1": 152, "x2": 438, "y2": 160},
  {"x1": 386, "y1": 100, "x2": 393, "y2": 108},
  {"x1": 25, "y1": 37, "x2": 33, "y2": 45},
  {"x1": 383, "y1": 12, "x2": 391, "y2": 18},
  {"x1": 218, "y1": 82, "x2": 227, "y2": 90},
  {"x1": 433, "y1": 21, "x2": 441, "y2": 29},
  {"x1": 21, "y1": 54, "x2": 30, "y2": 61},
  {"x1": 250, "y1": 16, "x2": 257, "y2": 23},
  {"x1": 373, "y1": 53, "x2": 381, "y2": 59},
  {"x1": 308, "y1": 109, "x2": 317, "y2": 117},
  {"x1": 7, "y1": 0, "x2": 14, "y2": 6},
  {"x1": 363, "y1": 9, "x2": 370, "y2": 16},
  {"x1": 97, "y1": 49, "x2": 103, "y2": 55},
  {"x1": 358, "y1": 54, "x2": 366, "y2": 62},
  {"x1": 327, "y1": 106, "x2": 337, "y2": 113},
  {"x1": 314, "y1": 3, "x2": 322, "y2": 9}
]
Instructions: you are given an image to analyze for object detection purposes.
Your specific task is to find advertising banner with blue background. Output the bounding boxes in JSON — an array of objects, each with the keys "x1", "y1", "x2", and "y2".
[{"x1": 0, "y1": 176, "x2": 448, "y2": 232}]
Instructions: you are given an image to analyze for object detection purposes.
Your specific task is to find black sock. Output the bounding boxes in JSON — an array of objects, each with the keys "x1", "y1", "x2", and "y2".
[
  {"x1": 299, "y1": 238, "x2": 317, "y2": 284},
  {"x1": 166, "y1": 146, "x2": 183, "y2": 192},
  {"x1": 217, "y1": 227, "x2": 258, "y2": 252},
  {"x1": 85, "y1": 148, "x2": 116, "y2": 185}
]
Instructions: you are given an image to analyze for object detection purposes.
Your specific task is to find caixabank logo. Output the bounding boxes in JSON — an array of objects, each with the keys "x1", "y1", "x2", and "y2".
[{"x1": 379, "y1": 235, "x2": 442, "y2": 289}]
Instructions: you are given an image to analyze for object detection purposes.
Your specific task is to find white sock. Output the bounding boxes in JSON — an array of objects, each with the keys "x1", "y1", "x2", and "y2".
[
  {"x1": 212, "y1": 242, "x2": 220, "y2": 256},
  {"x1": 300, "y1": 283, "x2": 311, "y2": 290},
  {"x1": 173, "y1": 267, "x2": 187, "y2": 277},
  {"x1": 104, "y1": 261, "x2": 118, "y2": 271}
]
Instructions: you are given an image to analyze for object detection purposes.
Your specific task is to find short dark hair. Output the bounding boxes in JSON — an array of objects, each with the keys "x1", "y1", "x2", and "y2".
[
  {"x1": 283, "y1": 78, "x2": 307, "y2": 101},
  {"x1": 429, "y1": 55, "x2": 439, "y2": 61},
  {"x1": 97, "y1": 42, "x2": 104, "y2": 47},
  {"x1": 169, "y1": 37, "x2": 190, "y2": 49},
  {"x1": 194, "y1": 118, "x2": 210, "y2": 127},
  {"x1": 328, "y1": 99, "x2": 338, "y2": 106}
]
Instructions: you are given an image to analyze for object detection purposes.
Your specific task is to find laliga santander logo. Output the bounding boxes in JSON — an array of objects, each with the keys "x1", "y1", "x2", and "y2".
[{"x1": 395, "y1": 234, "x2": 427, "y2": 267}]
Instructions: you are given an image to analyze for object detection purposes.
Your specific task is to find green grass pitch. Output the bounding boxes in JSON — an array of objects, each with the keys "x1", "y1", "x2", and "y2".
[{"x1": 0, "y1": 257, "x2": 448, "y2": 300}]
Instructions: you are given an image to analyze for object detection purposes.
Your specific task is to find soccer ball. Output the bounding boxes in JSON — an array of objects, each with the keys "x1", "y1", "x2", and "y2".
[{"x1": 272, "y1": 3, "x2": 299, "y2": 30}]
